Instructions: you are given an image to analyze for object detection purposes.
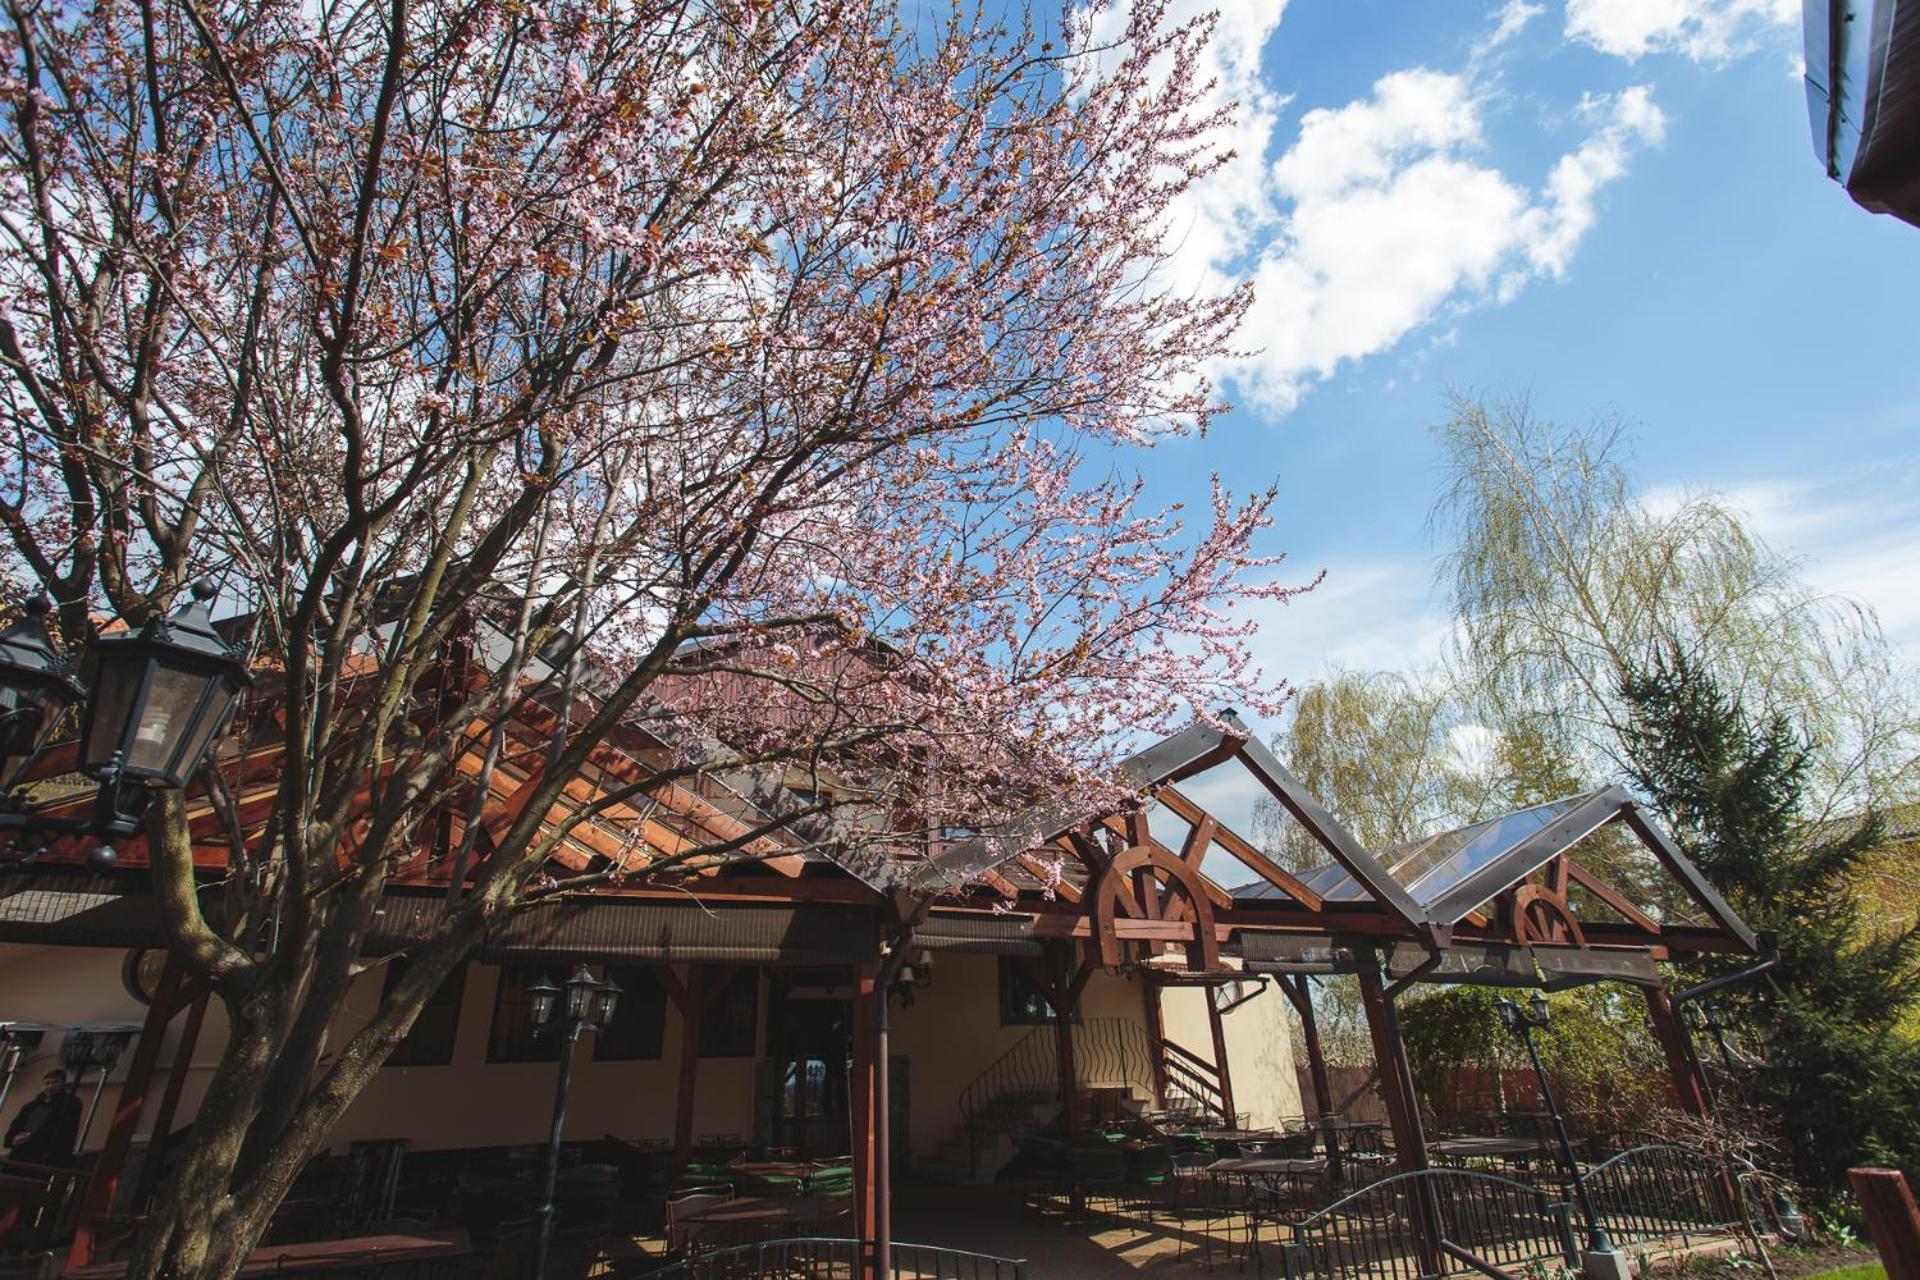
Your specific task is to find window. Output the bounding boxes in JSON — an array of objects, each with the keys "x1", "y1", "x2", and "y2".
[
  {"x1": 384, "y1": 960, "x2": 467, "y2": 1067},
  {"x1": 486, "y1": 965, "x2": 565, "y2": 1063},
  {"x1": 699, "y1": 969, "x2": 759, "y2": 1057},
  {"x1": 998, "y1": 956, "x2": 1074, "y2": 1026},
  {"x1": 594, "y1": 967, "x2": 668, "y2": 1061}
]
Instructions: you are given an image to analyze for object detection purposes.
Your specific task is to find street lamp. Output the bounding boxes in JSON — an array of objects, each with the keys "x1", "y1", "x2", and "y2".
[
  {"x1": 0, "y1": 584, "x2": 248, "y2": 869},
  {"x1": 1496, "y1": 995, "x2": 1624, "y2": 1275},
  {"x1": 527, "y1": 965, "x2": 620, "y2": 1280}
]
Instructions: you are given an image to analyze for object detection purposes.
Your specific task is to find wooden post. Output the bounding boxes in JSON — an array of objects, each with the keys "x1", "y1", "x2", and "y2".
[
  {"x1": 849, "y1": 959, "x2": 883, "y2": 1280},
  {"x1": 131, "y1": 988, "x2": 209, "y2": 1211},
  {"x1": 1140, "y1": 976, "x2": 1170, "y2": 1109},
  {"x1": 1849, "y1": 1168, "x2": 1920, "y2": 1280},
  {"x1": 671, "y1": 966, "x2": 705, "y2": 1164},
  {"x1": 1282, "y1": 975, "x2": 1341, "y2": 1180},
  {"x1": 1205, "y1": 987, "x2": 1237, "y2": 1129},
  {"x1": 1357, "y1": 948, "x2": 1438, "y2": 1275},
  {"x1": 67, "y1": 961, "x2": 186, "y2": 1269},
  {"x1": 1356, "y1": 956, "x2": 1427, "y2": 1172},
  {"x1": 1643, "y1": 988, "x2": 1713, "y2": 1118},
  {"x1": 1046, "y1": 945, "x2": 1081, "y2": 1140}
]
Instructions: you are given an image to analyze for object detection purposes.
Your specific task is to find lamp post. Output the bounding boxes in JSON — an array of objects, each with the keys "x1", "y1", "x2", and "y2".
[
  {"x1": 527, "y1": 965, "x2": 620, "y2": 1280},
  {"x1": 0, "y1": 584, "x2": 249, "y2": 868},
  {"x1": 60, "y1": 1025, "x2": 138, "y2": 1151},
  {"x1": 1700, "y1": 1004, "x2": 1738, "y2": 1075},
  {"x1": 1496, "y1": 994, "x2": 1623, "y2": 1276}
]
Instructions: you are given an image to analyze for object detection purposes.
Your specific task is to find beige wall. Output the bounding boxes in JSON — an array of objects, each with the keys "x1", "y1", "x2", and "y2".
[
  {"x1": 0, "y1": 942, "x2": 1299, "y2": 1162},
  {"x1": 0, "y1": 945, "x2": 759, "y2": 1155},
  {"x1": 1159, "y1": 972, "x2": 1304, "y2": 1131},
  {"x1": 0, "y1": 943, "x2": 232, "y2": 1153},
  {"x1": 889, "y1": 952, "x2": 1159, "y2": 1162}
]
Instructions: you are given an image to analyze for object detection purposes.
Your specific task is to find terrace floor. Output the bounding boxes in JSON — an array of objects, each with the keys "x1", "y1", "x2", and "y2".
[{"x1": 891, "y1": 1179, "x2": 1251, "y2": 1277}]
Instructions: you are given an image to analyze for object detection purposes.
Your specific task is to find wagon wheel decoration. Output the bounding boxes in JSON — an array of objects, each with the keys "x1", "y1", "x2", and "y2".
[
  {"x1": 1091, "y1": 845, "x2": 1221, "y2": 971},
  {"x1": 1505, "y1": 883, "x2": 1587, "y2": 948}
]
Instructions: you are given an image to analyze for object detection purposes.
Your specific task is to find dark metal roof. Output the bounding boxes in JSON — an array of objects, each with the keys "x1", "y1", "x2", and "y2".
[
  {"x1": 1807, "y1": 0, "x2": 1920, "y2": 224},
  {"x1": 0, "y1": 872, "x2": 171, "y2": 949},
  {"x1": 0, "y1": 874, "x2": 879, "y2": 967},
  {"x1": 916, "y1": 912, "x2": 1045, "y2": 957}
]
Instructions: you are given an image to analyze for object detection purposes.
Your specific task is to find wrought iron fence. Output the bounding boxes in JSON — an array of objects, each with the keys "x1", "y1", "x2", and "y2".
[
  {"x1": 648, "y1": 1237, "x2": 1027, "y2": 1280},
  {"x1": 1582, "y1": 1144, "x2": 1752, "y2": 1248},
  {"x1": 1269, "y1": 1168, "x2": 1577, "y2": 1280}
]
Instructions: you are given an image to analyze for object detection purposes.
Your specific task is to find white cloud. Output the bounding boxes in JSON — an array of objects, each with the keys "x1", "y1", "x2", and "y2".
[
  {"x1": 1517, "y1": 85, "x2": 1668, "y2": 279},
  {"x1": 1239, "y1": 557, "x2": 1456, "y2": 685},
  {"x1": 1476, "y1": 0, "x2": 1546, "y2": 58},
  {"x1": 1565, "y1": 0, "x2": 1798, "y2": 63},
  {"x1": 1704, "y1": 461, "x2": 1920, "y2": 657},
  {"x1": 1235, "y1": 74, "x2": 1665, "y2": 412},
  {"x1": 1077, "y1": 3, "x2": 1668, "y2": 417}
]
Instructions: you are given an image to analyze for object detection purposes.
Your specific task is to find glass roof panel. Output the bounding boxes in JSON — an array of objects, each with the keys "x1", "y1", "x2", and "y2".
[
  {"x1": 1290, "y1": 790, "x2": 1612, "y2": 909},
  {"x1": 1386, "y1": 793, "x2": 1595, "y2": 907}
]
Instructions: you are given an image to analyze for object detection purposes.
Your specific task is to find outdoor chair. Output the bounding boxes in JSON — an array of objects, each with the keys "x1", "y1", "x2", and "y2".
[
  {"x1": 481, "y1": 1216, "x2": 536, "y2": 1280},
  {"x1": 664, "y1": 1185, "x2": 734, "y2": 1258},
  {"x1": 1064, "y1": 1143, "x2": 1130, "y2": 1220},
  {"x1": 1121, "y1": 1142, "x2": 1173, "y2": 1223},
  {"x1": 1163, "y1": 1160, "x2": 1247, "y2": 1271},
  {"x1": 1272, "y1": 1131, "x2": 1318, "y2": 1159}
]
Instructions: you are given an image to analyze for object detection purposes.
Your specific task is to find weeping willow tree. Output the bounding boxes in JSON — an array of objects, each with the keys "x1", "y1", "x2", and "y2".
[{"x1": 1432, "y1": 391, "x2": 1919, "y2": 820}]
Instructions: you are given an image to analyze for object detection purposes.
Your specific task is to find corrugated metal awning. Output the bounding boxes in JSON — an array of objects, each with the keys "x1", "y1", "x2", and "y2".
[
  {"x1": 1236, "y1": 931, "x2": 1357, "y2": 975},
  {"x1": 367, "y1": 894, "x2": 875, "y2": 965},
  {"x1": 0, "y1": 872, "x2": 170, "y2": 949},
  {"x1": 5, "y1": 876, "x2": 876, "y2": 967},
  {"x1": 484, "y1": 899, "x2": 872, "y2": 965},
  {"x1": 917, "y1": 912, "x2": 1042, "y2": 956},
  {"x1": 1382, "y1": 940, "x2": 1663, "y2": 990}
]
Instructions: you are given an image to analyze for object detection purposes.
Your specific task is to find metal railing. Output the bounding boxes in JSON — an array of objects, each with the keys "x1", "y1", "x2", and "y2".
[
  {"x1": 1583, "y1": 1143, "x2": 1753, "y2": 1248},
  {"x1": 956, "y1": 1017, "x2": 1157, "y2": 1172},
  {"x1": 1159, "y1": 1038, "x2": 1230, "y2": 1124},
  {"x1": 1270, "y1": 1168, "x2": 1577, "y2": 1280},
  {"x1": 649, "y1": 1237, "x2": 1027, "y2": 1280}
]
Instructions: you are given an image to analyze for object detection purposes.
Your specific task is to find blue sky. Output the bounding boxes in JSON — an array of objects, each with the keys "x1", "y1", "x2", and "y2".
[{"x1": 1079, "y1": 0, "x2": 1920, "y2": 704}]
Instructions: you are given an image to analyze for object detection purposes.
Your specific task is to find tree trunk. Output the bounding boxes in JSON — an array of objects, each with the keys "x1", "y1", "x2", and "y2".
[{"x1": 124, "y1": 909, "x2": 485, "y2": 1280}]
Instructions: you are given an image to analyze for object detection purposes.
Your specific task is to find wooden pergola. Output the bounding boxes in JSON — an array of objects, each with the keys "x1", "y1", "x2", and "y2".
[
  {"x1": 906, "y1": 712, "x2": 1762, "y2": 1193},
  {"x1": 1, "y1": 705, "x2": 1761, "y2": 1279}
]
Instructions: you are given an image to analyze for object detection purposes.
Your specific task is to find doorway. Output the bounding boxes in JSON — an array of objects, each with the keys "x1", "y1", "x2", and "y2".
[{"x1": 768, "y1": 976, "x2": 852, "y2": 1157}]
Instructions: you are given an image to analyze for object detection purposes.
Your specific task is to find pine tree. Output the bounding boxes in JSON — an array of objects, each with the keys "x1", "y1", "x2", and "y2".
[{"x1": 1620, "y1": 647, "x2": 1920, "y2": 1192}]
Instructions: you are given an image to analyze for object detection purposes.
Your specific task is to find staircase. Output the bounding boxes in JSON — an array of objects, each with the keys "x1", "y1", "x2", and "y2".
[
  {"x1": 922, "y1": 1017, "x2": 1228, "y2": 1183},
  {"x1": 1160, "y1": 1038, "x2": 1232, "y2": 1125}
]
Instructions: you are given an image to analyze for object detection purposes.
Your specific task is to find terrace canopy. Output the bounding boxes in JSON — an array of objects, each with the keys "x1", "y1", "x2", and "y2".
[
  {"x1": 1, "y1": 705, "x2": 1758, "y2": 1276},
  {"x1": 911, "y1": 712, "x2": 1763, "y2": 1175}
]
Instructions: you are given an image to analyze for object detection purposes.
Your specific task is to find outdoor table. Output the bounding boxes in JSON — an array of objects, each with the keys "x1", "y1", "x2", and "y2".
[
  {"x1": 1209, "y1": 1157, "x2": 1326, "y2": 1175},
  {"x1": 63, "y1": 1228, "x2": 472, "y2": 1280},
  {"x1": 672, "y1": 1192, "x2": 851, "y2": 1229},
  {"x1": 727, "y1": 1160, "x2": 813, "y2": 1179},
  {"x1": 1428, "y1": 1136, "x2": 1549, "y2": 1160}
]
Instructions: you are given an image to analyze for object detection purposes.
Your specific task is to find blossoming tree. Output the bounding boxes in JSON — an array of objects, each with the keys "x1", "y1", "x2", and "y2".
[{"x1": 0, "y1": 0, "x2": 1307, "y2": 1274}]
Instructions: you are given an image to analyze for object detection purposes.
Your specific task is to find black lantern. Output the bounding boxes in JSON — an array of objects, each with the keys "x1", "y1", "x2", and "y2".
[
  {"x1": 528, "y1": 965, "x2": 617, "y2": 1280},
  {"x1": 78, "y1": 581, "x2": 249, "y2": 789},
  {"x1": 527, "y1": 975, "x2": 561, "y2": 1028},
  {"x1": 590, "y1": 973, "x2": 621, "y2": 1031},
  {"x1": 1528, "y1": 991, "x2": 1550, "y2": 1025},
  {"x1": 0, "y1": 599, "x2": 83, "y2": 793},
  {"x1": 564, "y1": 965, "x2": 598, "y2": 1022}
]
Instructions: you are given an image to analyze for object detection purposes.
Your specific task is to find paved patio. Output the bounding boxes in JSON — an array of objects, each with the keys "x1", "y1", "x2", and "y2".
[{"x1": 891, "y1": 1179, "x2": 1250, "y2": 1278}]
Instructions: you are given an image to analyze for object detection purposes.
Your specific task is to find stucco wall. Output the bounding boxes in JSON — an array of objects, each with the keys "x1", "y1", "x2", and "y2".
[
  {"x1": 0, "y1": 942, "x2": 1300, "y2": 1163},
  {"x1": 889, "y1": 952, "x2": 1159, "y2": 1164},
  {"x1": 1159, "y1": 975, "x2": 1304, "y2": 1130}
]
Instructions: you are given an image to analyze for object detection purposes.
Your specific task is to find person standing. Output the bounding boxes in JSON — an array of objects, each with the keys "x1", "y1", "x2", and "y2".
[{"x1": 5, "y1": 1068, "x2": 83, "y2": 1167}]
